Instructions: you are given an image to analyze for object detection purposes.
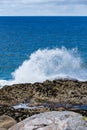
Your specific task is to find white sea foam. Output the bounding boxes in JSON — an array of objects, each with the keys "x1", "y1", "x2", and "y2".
[
  {"x1": 0, "y1": 47, "x2": 87, "y2": 88},
  {"x1": 13, "y1": 103, "x2": 44, "y2": 109}
]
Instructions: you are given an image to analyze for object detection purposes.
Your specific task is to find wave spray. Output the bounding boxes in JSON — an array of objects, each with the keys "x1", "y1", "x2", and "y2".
[{"x1": 0, "y1": 47, "x2": 87, "y2": 87}]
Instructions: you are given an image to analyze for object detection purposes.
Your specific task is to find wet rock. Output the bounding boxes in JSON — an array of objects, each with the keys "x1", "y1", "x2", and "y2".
[
  {"x1": 8, "y1": 111, "x2": 87, "y2": 130},
  {"x1": 0, "y1": 104, "x2": 87, "y2": 123},
  {"x1": 0, "y1": 106, "x2": 50, "y2": 122},
  {"x1": 0, "y1": 115, "x2": 16, "y2": 129}
]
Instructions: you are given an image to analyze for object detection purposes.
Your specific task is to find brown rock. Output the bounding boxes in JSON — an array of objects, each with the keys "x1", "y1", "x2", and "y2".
[
  {"x1": 0, "y1": 79, "x2": 87, "y2": 106},
  {"x1": 57, "y1": 107, "x2": 65, "y2": 111},
  {"x1": 0, "y1": 128, "x2": 7, "y2": 130},
  {"x1": 0, "y1": 115, "x2": 16, "y2": 129}
]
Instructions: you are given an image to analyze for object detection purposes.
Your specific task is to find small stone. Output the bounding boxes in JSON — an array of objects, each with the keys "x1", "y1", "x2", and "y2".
[
  {"x1": 0, "y1": 128, "x2": 7, "y2": 130},
  {"x1": 0, "y1": 115, "x2": 17, "y2": 129}
]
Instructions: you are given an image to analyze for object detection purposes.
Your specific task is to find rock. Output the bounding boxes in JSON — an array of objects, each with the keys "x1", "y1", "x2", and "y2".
[
  {"x1": 0, "y1": 115, "x2": 16, "y2": 129},
  {"x1": 0, "y1": 106, "x2": 50, "y2": 122},
  {"x1": 0, "y1": 79, "x2": 87, "y2": 124},
  {"x1": 8, "y1": 111, "x2": 87, "y2": 130},
  {"x1": 0, "y1": 128, "x2": 7, "y2": 130},
  {"x1": 0, "y1": 79, "x2": 87, "y2": 106},
  {"x1": 56, "y1": 107, "x2": 65, "y2": 111}
]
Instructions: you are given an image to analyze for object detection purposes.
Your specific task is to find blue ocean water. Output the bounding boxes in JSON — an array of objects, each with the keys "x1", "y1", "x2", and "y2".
[{"x1": 0, "y1": 16, "x2": 87, "y2": 87}]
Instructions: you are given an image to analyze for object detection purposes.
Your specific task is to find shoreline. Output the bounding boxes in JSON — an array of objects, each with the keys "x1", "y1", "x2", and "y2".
[
  {"x1": 0, "y1": 79, "x2": 87, "y2": 123},
  {"x1": 0, "y1": 79, "x2": 87, "y2": 105}
]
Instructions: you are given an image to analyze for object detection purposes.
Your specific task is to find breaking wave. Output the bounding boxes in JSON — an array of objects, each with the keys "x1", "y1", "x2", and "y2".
[{"x1": 0, "y1": 47, "x2": 87, "y2": 88}]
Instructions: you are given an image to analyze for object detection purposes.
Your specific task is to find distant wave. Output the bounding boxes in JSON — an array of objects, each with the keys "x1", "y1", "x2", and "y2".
[{"x1": 0, "y1": 47, "x2": 87, "y2": 88}]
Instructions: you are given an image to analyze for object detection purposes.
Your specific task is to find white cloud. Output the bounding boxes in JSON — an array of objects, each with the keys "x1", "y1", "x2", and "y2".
[{"x1": 0, "y1": 0, "x2": 87, "y2": 16}]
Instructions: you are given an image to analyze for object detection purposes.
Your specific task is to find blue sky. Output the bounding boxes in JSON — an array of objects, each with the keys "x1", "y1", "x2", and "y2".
[{"x1": 0, "y1": 0, "x2": 87, "y2": 16}]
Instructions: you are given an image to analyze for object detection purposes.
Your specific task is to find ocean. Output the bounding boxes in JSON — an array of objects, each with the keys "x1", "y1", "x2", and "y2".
[{"x1": 0, "y1": 16, "x2": 87, "y2": 87}]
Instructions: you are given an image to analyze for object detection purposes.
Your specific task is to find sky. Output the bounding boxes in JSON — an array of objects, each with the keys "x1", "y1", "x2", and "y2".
[{"x1": 0, "y1": 0, "x2": 87, "y2": 16}]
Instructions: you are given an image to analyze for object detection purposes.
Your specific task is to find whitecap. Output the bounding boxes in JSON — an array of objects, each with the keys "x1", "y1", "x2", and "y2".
[{"x1": 0, "y1": 47, "x2": 87, "y2": 88}]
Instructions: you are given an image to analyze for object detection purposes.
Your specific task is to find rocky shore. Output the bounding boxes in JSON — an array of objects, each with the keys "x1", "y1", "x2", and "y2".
[
  {"x1": 0, "y1": 79, "x2": 87, "y2": 106},
  {"x1": 0, "y1": 79, "x2": 87, "y2": 129}
]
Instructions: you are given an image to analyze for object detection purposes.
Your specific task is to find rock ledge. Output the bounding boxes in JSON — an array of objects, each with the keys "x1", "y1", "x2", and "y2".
[{"x1": 8, "y1": 111, "x2": 87, "y2": 130}]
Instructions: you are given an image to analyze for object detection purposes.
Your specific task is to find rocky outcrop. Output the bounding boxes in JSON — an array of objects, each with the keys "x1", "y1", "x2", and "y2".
[
  {"x1": 0, "y1": 106, "x2": 50, "y2": 122},
  {"x1": 8, "y1": 111, "x2": 87, "y2": 130},
  {"x1": 0, "y1": 79, "x2": 87, "y2": 124},
  {"x1": 0, "y1": 115, "x2": 16, "y2": 129},
  {"x1": 0, "y1": 104, "x2": 87, "y2": 123},
  {"x1": 0, "y1": 79, "x2": 87, "y2": 106}
]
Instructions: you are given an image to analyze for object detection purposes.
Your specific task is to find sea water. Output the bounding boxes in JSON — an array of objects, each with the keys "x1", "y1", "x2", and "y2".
[{"x1": 0, "y1": 16, "x2": 87, "y2": 87}]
